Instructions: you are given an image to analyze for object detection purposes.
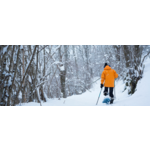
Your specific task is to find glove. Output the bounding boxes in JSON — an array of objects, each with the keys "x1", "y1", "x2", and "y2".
[{"x1": 100, "y1": 84, "x2": 104, "y2": 88}]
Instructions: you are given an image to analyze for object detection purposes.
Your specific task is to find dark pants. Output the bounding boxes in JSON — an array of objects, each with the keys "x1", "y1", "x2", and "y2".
[{"x1": 104, "y1": 87, "x2": 114, "y2": 99}]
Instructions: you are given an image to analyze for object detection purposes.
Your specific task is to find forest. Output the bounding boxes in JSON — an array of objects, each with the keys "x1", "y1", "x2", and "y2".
[{"x1": 0, "y1": 45, "x2": 150, "y2": 106}]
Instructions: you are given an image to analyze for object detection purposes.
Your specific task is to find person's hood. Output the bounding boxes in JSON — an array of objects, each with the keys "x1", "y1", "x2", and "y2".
[{"x1": 104, "y1": 65, "x2": 111, "y2": 70}]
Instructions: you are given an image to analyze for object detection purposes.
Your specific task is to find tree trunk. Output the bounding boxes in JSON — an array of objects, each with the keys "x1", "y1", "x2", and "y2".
[
  {"x1": 123, "y1": 45, "x2": 131, "y2": 68},
  {"x1": 22, "y1": 47, "x2": 26, "y2": 103},
  {"x1": 40, "y1": 48, "x2": 46, "y2": 102},
  {"x1": 58, "y1": 46, "x2": 66, "y2": 98}
]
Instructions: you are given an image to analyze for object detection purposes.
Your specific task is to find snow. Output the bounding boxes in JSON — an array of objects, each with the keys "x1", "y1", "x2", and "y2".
[
  {"x1": 28, "y1": 76, "x2": 32, "y2": 83},
  {"x1": 59, "y1": 65, "x2": 65, "y2": 71},
  {"x1": 8, "y1": 77, "x2": 12, "y2": 87},
  {"x1": 20, "y1": 45, "x2": 23, "y2": 49},
  {"x1": 22, "y1": 58, "x2": 150, "y2": 106},
  {"x1": 18, "y1": 91, "x2": 22, "y2": 99},
  {"x1": 3, "y1": 45, "x2": 8, "y2": 54}
]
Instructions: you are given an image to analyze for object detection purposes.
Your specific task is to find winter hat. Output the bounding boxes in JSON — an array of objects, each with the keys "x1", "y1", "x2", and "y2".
[{"x1": 104, "y1": 63, "x2": 108, "y2": 68}]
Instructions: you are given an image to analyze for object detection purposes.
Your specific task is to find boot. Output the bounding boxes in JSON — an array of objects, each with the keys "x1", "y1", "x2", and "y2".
[
  {"x1": 110, "y1": 97, "x2": 114, "y2": 104},
  {"x1": 104, "y1": 91, "x2": 108, "y2": 96}
]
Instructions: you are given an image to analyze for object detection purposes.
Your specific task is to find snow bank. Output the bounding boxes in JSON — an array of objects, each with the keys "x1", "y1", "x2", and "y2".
[{"x1": 113, "y1": 58, "x2": 150, "y2": 106}]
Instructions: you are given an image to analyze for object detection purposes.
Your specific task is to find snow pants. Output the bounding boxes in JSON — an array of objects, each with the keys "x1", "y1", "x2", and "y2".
[{"x1": 104, "y1": 87, "x2": 114, "y2": 98}]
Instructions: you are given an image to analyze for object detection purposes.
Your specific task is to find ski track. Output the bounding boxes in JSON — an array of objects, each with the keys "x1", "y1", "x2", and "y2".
[{"x1": 22, "y1": 59, "x2": 150, "y2": 106}]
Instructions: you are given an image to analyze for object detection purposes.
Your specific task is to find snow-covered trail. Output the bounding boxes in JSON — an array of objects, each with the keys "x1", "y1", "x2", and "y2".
[
  {"x1": 22, "y1": 59, "x2": 150, "y2": 106},
  {"x1": 22, "y1": 81, "x2": 105, "y2": 106}
]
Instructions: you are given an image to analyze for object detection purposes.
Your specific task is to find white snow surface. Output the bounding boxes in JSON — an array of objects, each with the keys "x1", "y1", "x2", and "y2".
[
  {"x1": 22, "y1": 58, "x2": 150, "y2": 106},
  {"x1": 3, "y1": 45, "x2": 9, "y2": 54},
  {"x1": 59, "y1": 65, "x2": 65, "y2": 71}
]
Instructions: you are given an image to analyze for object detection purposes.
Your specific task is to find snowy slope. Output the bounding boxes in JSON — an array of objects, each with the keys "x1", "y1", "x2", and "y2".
[
  {"x1": 113, "y1": 58, "x2": 150, "y2": 106},
  {"x1": 22, "y1": 58, "x2": 150, "y2": 106}
]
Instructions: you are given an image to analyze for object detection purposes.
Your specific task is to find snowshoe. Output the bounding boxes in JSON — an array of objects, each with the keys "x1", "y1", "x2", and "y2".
[{"x1": 102, "y1": 96, "x2": 111, "y2": 104}]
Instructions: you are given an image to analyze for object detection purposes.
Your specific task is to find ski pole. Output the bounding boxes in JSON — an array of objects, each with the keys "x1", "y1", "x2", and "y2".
[
  {"x1": 96, "y1": 87, "x2": 103, "y2": 105},
  {"x1": 114, "y1": 80, "x2": 116, "y2": 99}
]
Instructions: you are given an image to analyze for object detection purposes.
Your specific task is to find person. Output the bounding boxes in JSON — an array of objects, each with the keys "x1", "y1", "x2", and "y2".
[{"x1": 100, "y1": 63, "x2": 118, "y2": 104}]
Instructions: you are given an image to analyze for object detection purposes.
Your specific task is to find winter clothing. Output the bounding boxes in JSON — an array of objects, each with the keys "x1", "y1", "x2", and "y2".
[
  {"x1": 110, "y1": 97, "x2": 114, "y2": 104},
  {"x1": 100, "y1": 84, "x2": 104, "y2": 88},
  {"x1": 104, "y1": 63, "x2": 108, "y2": 68},
  {"x1": 101, "y1": 65, "x2": 118, "y2": 87},
  {"x1": 104, "y1": 91, "x2": 108, "y2": 96},
  {"x1": 104, "y1": 87, "x2": 114, "y2": 98}
]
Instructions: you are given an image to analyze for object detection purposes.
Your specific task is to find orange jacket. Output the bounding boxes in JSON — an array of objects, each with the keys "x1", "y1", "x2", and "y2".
[{"x1": 101, "y1": 66, "x2": 118, "y2": 87}]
